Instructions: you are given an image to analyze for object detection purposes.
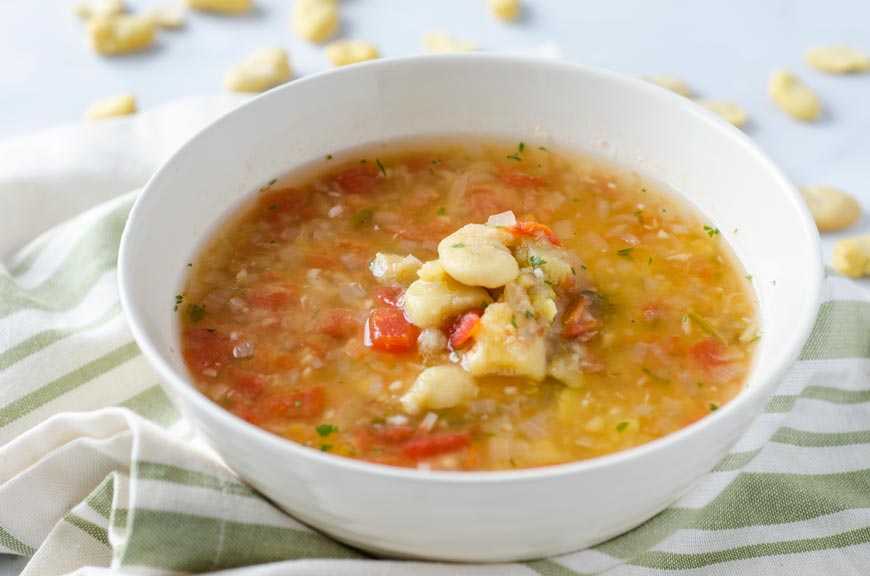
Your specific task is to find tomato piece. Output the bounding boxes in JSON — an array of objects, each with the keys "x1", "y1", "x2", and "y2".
[
  {"x1": 374, "y1": 286, "x2": 404, "y2": 307},
  {"x1": 466, "y1": 187, "x2": 514, "y2": 220},
  {"x1": 642, "y1": 301, "x2": 662, "y2": 321},
  {"x1": 355, "y1": 424, "x2": 414, "y2": 451},
  {"x1": 181, "y1": 327, "x2": 232, "y2": 372},
  {"x1": 231, "y1": 405, "x2": 259, "y2": 425},
  {"x1": 319, "y1": 309, "x2": 357, "y2": 339},
  {"x1": 562, "y1": 292, "x2": 600, "y2": 341},
  {"x1": 500, "y1": 171, "x2": 548, "y2": 189},
  {"x1": 248, "y1": 289, "x2": 291, "y2": 310},
  {"x1": 690, "y1": 338, "x2": 729, "y2": 367},
  {"x1": 305, "y1": 255, "x2": 340, "y2": 269},
  {"x1": 364, "y1": 308, "x2": 418, "y2": 353},
  {"x1": 259, "y1": 188, "x2": 314, "y2": 221},
  {"x1": 226, "y1": 367, "x2": 268, "y2": 399},
  {"x1": 333, "y1": 166, "x2": 380, "y2": 195},
  {"x1": 447, "y1": 309, "x2": 483, "y2": 350},
  {"x1": 401, "y1": 433, "x2": 470, "y2": 460},
  {"x1": 512, "y1": 220, "x2": 562, "y2": 246},
  {"x1": 260, "y1": 387, "x2": 325, "y2": 419}
]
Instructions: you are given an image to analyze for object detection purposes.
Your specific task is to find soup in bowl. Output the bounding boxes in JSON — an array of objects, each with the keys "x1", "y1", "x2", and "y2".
[{"x1": 119, "y1": 55, "x2": 821, "y2": 561}]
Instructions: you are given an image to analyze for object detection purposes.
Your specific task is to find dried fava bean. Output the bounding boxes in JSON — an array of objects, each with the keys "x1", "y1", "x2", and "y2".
[
  {"x1": 88, "y1": 14, "x2": 155, "y2": 56},
  {"x1": 292, "y1": 0, "x2": 338, "y2": 43},
  {"x1": 424, "y1": 32, "x2": 476, "y2": 53},
  {"x1": 832, "y1": 235, "x2": 870, "y2": 278},
  {"x1": 73, "y1": 0, "x2": 124, "y2": 20},
  {"x1": 84, "y1": 94, "x2": 137, "y2": 120},
  {"x1": 489, "y1": 0, "x2": 521, "y2": 21},
  {"x1": 806, "y1": 46, "x2": 869, "y2": 74},
  {"x1": 696, "y1": 100, "x2": 748, "y2": 128},
  {"x1": 641, "y1": 74, "x2": 691, "y2": 97},
  {"x1": 186, "y1": 0, "x2": 250, "y2": 13},
  {"x1": 800, "y1": 185, "x2": 861, "y2": 232},
  {"x1": 149, "y1": 5, "x2": 186, "y2": 28},
  {"x1": 225, "y1": 48, "x2": 291, "y2": 93},
  {"x1": 400, "y1": 365, "x2": 478, "y2": 415},
  {"x1": 325, "y1": 40, "x2": 379, "y2": 66},
  {"x1": 769, "y1": 70, "x2": 821, "y2": 121}
]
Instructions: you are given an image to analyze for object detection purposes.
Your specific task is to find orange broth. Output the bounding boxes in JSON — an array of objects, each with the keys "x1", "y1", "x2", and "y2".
[{"x1": 179, "y1": 141, "x2": 759, "y2": 471}]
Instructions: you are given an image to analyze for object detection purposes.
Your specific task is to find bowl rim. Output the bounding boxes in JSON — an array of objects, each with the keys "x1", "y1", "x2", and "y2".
[{"x1": 118, "y1": 53, "x2": 824, "y2": 485}]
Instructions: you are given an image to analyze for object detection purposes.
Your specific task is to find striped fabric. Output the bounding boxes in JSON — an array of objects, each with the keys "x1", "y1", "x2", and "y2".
[{"x1": 1, "y1": 101, "x2": 869, "y2": 576}]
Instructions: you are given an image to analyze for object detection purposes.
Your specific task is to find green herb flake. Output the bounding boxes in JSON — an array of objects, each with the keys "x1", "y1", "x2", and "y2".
[
  {"x1": 359, "y1": 159, "x2": 367, "y2": 164},
  {"x1": 187, "y1": 262, "x2": 192, "y2": 267},
  {"x1": 485, "y1": 432, "x2": 496, "y2": 438},
  {"x1": 187, "y1": 303, "x2": 206, "y2": 324},
  {"x1": 320, "y1": 444, "x2": 333, "y2": 452},
  {"x1": 633, "y1": 210, "x2": 643, "y2": 220},
  {"x1": 376, "y1": 158, "x2": 387, "y2": 177},
  {"x1": 267, "y1": 205, "x2": 277, "y2": 211},
  {"x1": 529, "y1": 255, "x2": 547, "y2": 268},
  {"x1": 518, "y1": 142, "x2": 525, "y2": 153},
  {"x1": 510, "y1": 315, "x2": 518, "y2": 329},
  {"x1": 316, "y1": 424, "x2": 338, "y2": 437},
  {"x1": 437, "y1": 206, "x2": 446, "y2": 215},
  {"x1": 451, "y1": 243, "x2": 465, "y2": 249},
  {"x1": 326, "y1": 154, "x2": 333, "y2": 160},
  {"x1": 703, "y1": 225, "x2": 720, "y2": 238},
  {"x1": 648, "y1": 256, "x2": 653, "y2": 265},
  {"x1": 642, "y1": 366, "x2": 671, "y2": 384},
  {"x1": 709, "y1": 403, "x2": 719, "y2": 412},
  {"x1": 686, "y1": 309, "x2": 727, "y2": 345},
  {"x1": 749, "y1": 334, "x2": 763, "y2": 344},
  {"x1": 697, "y1": 381, "x2": 705, "y2": 388},
  {"x1": 617, "y1": 247, "x2": 634, "y2": 257},
  {"x1": 524, "y1": 310, "x2": 534, "y2": 318},
  {"x1": 206, "y1": 328, "x2": 216, "y2": 333},
  {"x1": 641, "y1": 187, "x2": 647, "y2": 193},
  {"x1": 537, "y1": 146, "x2": 549, "y2": 152},
  {"x1": 294, "y1": 400, "x2": 302, "y2": 407},
  {"x1": 351, "y1": 208, "x2": 375, "y2": 228},
  {"x1": 580, "y1": 264, "x2": 588, "y2": 270},
  {"x1": 505, "y1": 153, "x2": 522, "y2": 162},
  {"x1": 509, "y1": 458, "x2": 517, "y2": 468},
  {"x1": 571, "y1": 266, "x2": 577, "y2": 275},
  {"x1": 269, "y1": 178, "x2": 277, "y2": 186},
  {"x1": 174, "y1": 294, "x2": 184, "y2": 311},
  {"x1": 745, "y1": 275, "x2": 753, "y2": 281},
  {"x1": 616, "y1": 421, "x2": 630, "y2": 433}
]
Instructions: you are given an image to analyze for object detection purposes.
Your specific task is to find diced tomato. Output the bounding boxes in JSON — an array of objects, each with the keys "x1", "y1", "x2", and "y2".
[
  {"x1": 305, "y1": 255, "x2": 340, "y2": 269},
  {"x1": 181, "y1": 327, "x2": 233, "y2": 372},
  {"x1": 248, "y1": 289, "x2": 291, "y2": 310},
  {"x1": 374, "y1": 286, "x2": 404, "y2": 307},
  {"x1": 231, "y1": 405, "x2": 259, "y2": 425},
  {"x1": 401, "y1": 433, "x2": 470, "y2": 460},
  {"x1": 260, "y1": 387, "x2": 325, "y2": 419},
  {"x1": 259, "y1": 188, "x2": 314, "y2": 221},
  {"x1": 226, "y1": 367, "x2": 268, "y2": 399},
  {"x1": 333, "y1": 166, "x2": 380, "y2": 195},
  {"x1": 354, "y1": 424, "x2": 414, "y2": 451},
  {"x1": 446, "y1": 309, "x2": 483, "y2": 350},
  {"x1": 466, "y1": 187, "x2": 514, "y2": 220},
  {"x1": 319, "y1": 308, "x2": 357, "y2": 339},
  {"x1": 365, "y1": 308, "x2": 418, "y2": 353},
  {"x1": 500, "y1": 171, "x2": 548, "y2": 189},
  {"x1": 643, "y1": 301, "x2": 662, "y2": 321},
  {"x1": 562, "y1": 292, "x2": 600, "y2": 341},
  {"x1": 690, "y1": 338, "x2": 729, "y2": 368},
  {"x1": 512, "y1": 220, "x2": 562, "y2": 246}
]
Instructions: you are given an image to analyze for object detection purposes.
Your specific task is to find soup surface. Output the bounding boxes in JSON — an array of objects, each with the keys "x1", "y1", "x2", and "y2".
[{"x1": 179, "y1": 141, "x2": 759, "y2": 471}]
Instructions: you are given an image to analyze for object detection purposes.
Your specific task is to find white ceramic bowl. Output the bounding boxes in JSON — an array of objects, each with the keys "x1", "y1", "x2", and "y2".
[{"x1": 119, "y1": 55, "x2": 822, "y2": 562}]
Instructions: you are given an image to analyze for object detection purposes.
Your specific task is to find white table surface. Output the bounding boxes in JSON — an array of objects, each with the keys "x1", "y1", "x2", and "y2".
[{"x1": 1, "y1": 0, "x2": 868, "y2": 571}]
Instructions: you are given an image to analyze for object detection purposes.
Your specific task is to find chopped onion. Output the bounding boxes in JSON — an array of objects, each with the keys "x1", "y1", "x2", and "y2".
[
  {"x1": 327, "y1": 205, "x2": 344, "y2": 218},
  {"x1": 202, "y1": 288, "x2": 231, "y2": 312},
  {"x1": 338, "y1": 282, "x2": 367, "y2": 304},
  {"x1": 517, "y1": 413, "x2": 550, "y2": 440},
  {"x1": 227, "y1": 297, "x2": 247, "y2": 313},
  {"x1": 387, "y1": 414, "x2": 409, "y2": 426},
  {"x1": 236, "y1": 268, "x2": 248, "y2": 281},
  {"x1": 419, "y1": 412, "x2": 438, "y2": 432},
  {"x1": 202, "y1": 368, "x2": 218, "y2": 378},
  {"x1": 232, "y1": 341, "x2": 254, "y2": 359},
  {"x1": 486, "y1": 210, "x2": 516, "y2": 228},
  {"x1": 468, "y1": 398, "x2": 496, "y2": 415}
]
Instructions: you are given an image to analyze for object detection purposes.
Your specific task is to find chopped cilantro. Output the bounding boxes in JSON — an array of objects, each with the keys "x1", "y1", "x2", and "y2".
[
  {"x1": 269, "y1": 178, "x2": 277, "y2": 186},
  {"x1": 268, "y1": 205, "x2": 277, "y2": 211},
  {"x1": 537, "y1": 146, "x2": 549, "y2": 152},
  {"x1": 510, "y1": 315, "x2": 518, "y2": 329},
  {"x1": 703, "y1": 225, "x2": 720, "y2": 237},
  {"x1": 617, "y1": 247, "x2": 634, "y2": 257},
  {"x1": 187, "y1": 263, "x2": 192, "y2": 267},
  {"x1": 174, "y1": 294, "x2": 184, "y2": 311},
  {"x1": 320, "y1": 444, "x2": 333, "y2": 452},
  {"x1": 437, "y1": 206, "x2": 446, "y2": 215},
  {"x1": 270, "y1": 239, "x2": 276, "y2": 244},
  {"x1": 529, "y1": 255, "x2": 547, "y2": 268},
  {"x1": 505, "y1": 153, "x2": 522, "y2": 162},
  {"x1": 697, "y1": 382, "x2": 705, "y2": 388},
  {"x1": 633, "y1": 210, "x2": 643, "y2": 220},
  {"x1": 316, "y1": 424, "x2": 338, "y2": 437},
  {"x1": 187, "y1": 304, "x2": 206, "y2": 323},
  {"x1": 709, "y1": 403, "x2": 719, "y2": 412},
  {"x1": 641, "y1": 187, "x2": 647, "y2": 193},
  {"x1": 351, "y1": 208, "x2": 375, "y2": 228},
  {"x1": 451, "y1": 243, "x2": 465, "y2": 249},
  {"x1": 524, "y1": 310, "x2": 534, "y2": 318},
  {"x1": 359, "y1": 159, "x2": 367, "y2": 164},
  {"x1": 326, "y1": 154, "x2": 333, "y2": 160},
  {"x1": 206, "y1": 328, "x2": 216, "y2": 333},
  {"x1": 745, "y1": 275, "x2": 753, "y2": 281},
  {"x1": 733, "y1": 228, "x2": 739, "y2": 234},
  {"x1": 571, "y1": 266, "x2": 577, "y2": 275},
  {"x1": 642, "y1": 366, "x2": 670, "y2": 384},
  {"x1": 771, "y1": 280, "x2": 777, "y2": 286},
  {"x1": 749, "y1": 334, "x2": 763, "y2": 344},
  {"x1": 518, "y1": 142, "x2": 525, "y2": 153},
  {"x1": 616, "y1": 421, "x2": 630, "y2": 433},
  {"x1": 294, "y1": 400, "x2": 302, "y2": 407},
  {"x1": 509, "y1": 458, "x2": 517, "y2": 468},
  {"x1": 376, "y1": 158, "x2": 387, "y2": 177},
  {"x1": 580, "y1": 264, "x2": 588, "y2": 270},
  {"x1": 648, "y1": 256, "x2": 653, "y2": 265}
]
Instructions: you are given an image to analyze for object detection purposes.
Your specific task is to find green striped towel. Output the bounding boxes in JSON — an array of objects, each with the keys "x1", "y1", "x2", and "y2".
[{"x1": 1, "y1": 99, "x2": 869, "y2": 576}]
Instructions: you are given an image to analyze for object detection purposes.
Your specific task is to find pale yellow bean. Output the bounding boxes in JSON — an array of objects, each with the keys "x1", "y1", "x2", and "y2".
[
  {"x1": 641, "y1": 75, "x2": 692, "y2": 97},
  {"x1": 224, "y1": 48, "x2": 291, "y2": 93},
  {"x1": 149, "y1": 5, "x2": 186, "y2": 29},
  {"x1": 832, "y1": 235, "x2": 870, "y2": 278},
  {"x1": 424, "y1": 32, "x2": 476, "y2": 53},
  {"x1": 696, "y1": 100, "x2": 748, "y2": 128},
  {"x1": 489, "y1": 0, "x2": 521, "y2": 21},
  {"x1": 83, "y1": 94, "x2": 137, "y2": 120},
  {"x1": 806, "y1": 46, "x2": 869, "y2": 74},
  {"x1": 769, "y1": 70, "x2": 821, "y2": 121},
  {"x1": 88, "y1": 14, "x2": 155, "y2": 56},
  {"x1": 325, "y1": 40, "x2": 379, "y2": 66},
  {"x1": 292, "y1": 0, "x2": 338, "y2": 43},
  {"x1": 800, "y1": 185, "x2": 861, "y2": 232},
  {"x1": 186, "y1": 0, "x2": 250, "y2": 14},
  {"x1": 73, "y1": 0, "x2": 124, "y2": 20}
]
